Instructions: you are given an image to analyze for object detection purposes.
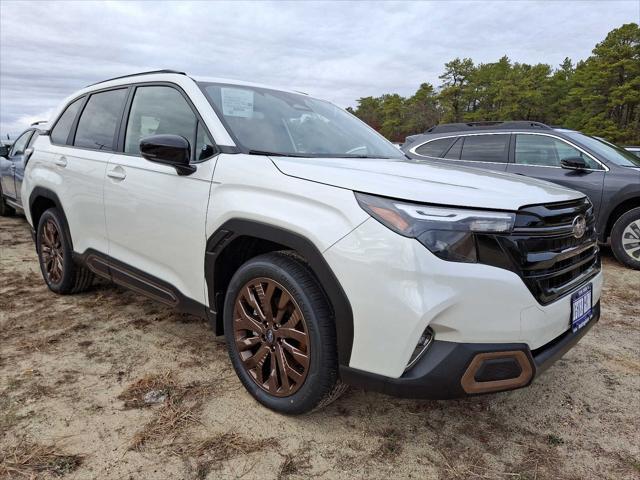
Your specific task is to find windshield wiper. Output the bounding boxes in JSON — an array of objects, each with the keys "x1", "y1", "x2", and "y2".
[{"x1": 248, "y1": 149, "x2": 307, "y2": 157}]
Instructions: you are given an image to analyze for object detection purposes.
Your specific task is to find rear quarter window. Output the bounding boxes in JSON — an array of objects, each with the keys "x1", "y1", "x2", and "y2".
[
  {"x1": 414, "y1": 137, "x2": 453, "y2": 157},
  {"x1": 50, "y1": 98, "x2": 83, "y2": 145}
]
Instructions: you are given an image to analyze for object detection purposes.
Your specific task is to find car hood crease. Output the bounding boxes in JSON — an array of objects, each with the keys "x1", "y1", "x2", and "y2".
[{"x1": 270, "y1": 156, "x2": 584, "y2": 210}]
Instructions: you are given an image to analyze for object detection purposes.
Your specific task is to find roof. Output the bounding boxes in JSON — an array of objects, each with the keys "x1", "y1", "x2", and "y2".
[
  {"x1": 425, "y1": 121, "x2": 552, "y2": 134},
  {"x1": 84, "y1": 69, "x2": 305, "y2": 97}
]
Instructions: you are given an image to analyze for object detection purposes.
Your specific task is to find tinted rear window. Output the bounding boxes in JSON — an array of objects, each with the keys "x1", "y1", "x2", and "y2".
[
  {"x1": 460, "y1": 134, "x2": 509, "y2": 163},
  {"x1": 74, "y1": 89, "x2": 127, "y2": 151},
  {"x1": 415, "y1": 137, "x2": 453, "y2": 157},
  {"x1": 51, "y1": 98, "x2": 83, "y2": 145}
]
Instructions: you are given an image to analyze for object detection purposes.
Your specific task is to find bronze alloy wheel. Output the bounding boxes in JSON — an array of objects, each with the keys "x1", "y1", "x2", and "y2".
[
  {"x1": 40, "y1": 219, "x2": 64, "y2": 285},
  {"x1": 233, "y1": 277, "x2": 310, "y2": 397}
]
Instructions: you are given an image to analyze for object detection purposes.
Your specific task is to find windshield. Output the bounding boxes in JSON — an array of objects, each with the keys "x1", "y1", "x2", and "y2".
[
  {"x1": 563, "y1": 131, "x2": 640, "y2": 167},
  {"x1": 198, "y1": 82, "x2": 403, "y2": 159}
]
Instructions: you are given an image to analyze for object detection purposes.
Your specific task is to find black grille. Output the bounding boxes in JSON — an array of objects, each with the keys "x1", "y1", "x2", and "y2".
[{"x1": 476, "y1": 197, "x2": 601, "y2": 305}]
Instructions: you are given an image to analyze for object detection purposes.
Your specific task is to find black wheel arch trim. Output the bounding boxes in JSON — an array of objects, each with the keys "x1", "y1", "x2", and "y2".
[
  {"x1": 205, "y1": 218, "x2": 354, "y2": 366},
  {"x1": 29, "y1": 187, "x2": 74, "y2": 251}
]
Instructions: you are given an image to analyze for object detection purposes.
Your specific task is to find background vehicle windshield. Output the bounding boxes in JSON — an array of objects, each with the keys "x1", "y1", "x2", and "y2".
[
  {"x1": 198, "y1": 82, "x2": 403, "y2": 159},
  {"x1": 564, "y1": 131, "x2": 640, "y2": 167}
]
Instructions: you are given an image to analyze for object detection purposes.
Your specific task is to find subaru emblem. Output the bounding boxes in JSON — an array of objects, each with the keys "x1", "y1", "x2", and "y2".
[{"x1": 572, "y1": 215, "x2": 586, "y2": 239}]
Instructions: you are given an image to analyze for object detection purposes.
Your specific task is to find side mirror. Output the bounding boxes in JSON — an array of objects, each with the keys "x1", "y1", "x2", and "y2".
[
  {"x1": 139, "y1": 134, "x2": 195, "y2": 176},
  {"x1": 0, "y1": 145, "x2": 9, "y2": 158},
  {"x1": 561, "y1": 156, "x2": 588, "y2": 171}
]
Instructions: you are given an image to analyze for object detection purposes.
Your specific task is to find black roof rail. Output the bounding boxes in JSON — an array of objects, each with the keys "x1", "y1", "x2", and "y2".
[
  {"x1": 425, "y1": 121, "x2": 552, "y2": 134},
  {"x1": 85, "y1": 69, "x2": 187, "y2": 87}
]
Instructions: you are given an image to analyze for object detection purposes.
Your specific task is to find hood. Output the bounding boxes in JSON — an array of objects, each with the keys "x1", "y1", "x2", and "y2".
[{"x1": 271, "y1": 157, "x2": 583, "y2": 210}]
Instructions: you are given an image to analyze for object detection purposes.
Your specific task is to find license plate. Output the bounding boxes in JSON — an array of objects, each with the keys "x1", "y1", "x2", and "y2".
[{"x1": 571, "y1": 283, "x2": 593, "y2": 332}]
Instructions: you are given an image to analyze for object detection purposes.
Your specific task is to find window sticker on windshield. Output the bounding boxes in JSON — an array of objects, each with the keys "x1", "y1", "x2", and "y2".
[{"x1": 221, "y1": 88, "x2": 254, "y2": 118}]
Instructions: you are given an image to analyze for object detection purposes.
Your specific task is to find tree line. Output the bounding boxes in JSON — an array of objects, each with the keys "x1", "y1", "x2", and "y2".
[{"x1": 348, "y1": 23, "x2": 640, "y2": 145}]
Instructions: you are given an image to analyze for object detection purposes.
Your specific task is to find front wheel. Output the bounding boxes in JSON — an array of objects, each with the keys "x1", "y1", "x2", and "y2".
[
  {"x1": 223, "y1": 252, "x2": 346, "y2": 414},
  {"x1": 611, "y1": 207, "x2": 640, "y2": 270}
]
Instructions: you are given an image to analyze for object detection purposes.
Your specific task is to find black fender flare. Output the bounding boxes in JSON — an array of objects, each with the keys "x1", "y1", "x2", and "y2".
[
  {"x1": 205, "y1": 218, "x2": 354, "y2": 366},
  {"x1": 28, "y1": 186, "x2": 74, "y2": 251}
]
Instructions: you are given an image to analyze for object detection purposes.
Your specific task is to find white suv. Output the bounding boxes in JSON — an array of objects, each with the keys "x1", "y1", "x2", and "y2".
[{"x1": 22, "y1": 71, "x2": 603, "y2": 414}]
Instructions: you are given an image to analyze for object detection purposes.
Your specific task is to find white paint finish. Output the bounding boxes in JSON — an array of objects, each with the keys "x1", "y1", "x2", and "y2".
[
  {"x1": 104, "y1": 152, "x2": 216, "y2": 303},
  {"x1": 272, "y1": 155, "x2": 584, "y2": 211},
  {"x1": 23, "y1": 136, "x2": 110, "y2": 254},
  {"x1": 206, "y1": 154, "x2": 369, "y2": 252},
  {"x1": 324, "y1": 218, "x2": 603, "y2": 378}
]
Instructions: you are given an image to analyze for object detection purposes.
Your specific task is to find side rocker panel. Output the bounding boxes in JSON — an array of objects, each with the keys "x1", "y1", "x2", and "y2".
[
  {"x1": 74, "y1": 249, "x2": 208, "y2": 318},
  {"x1": 205, "y1": 219, "x2": 354, "y2": 366}
]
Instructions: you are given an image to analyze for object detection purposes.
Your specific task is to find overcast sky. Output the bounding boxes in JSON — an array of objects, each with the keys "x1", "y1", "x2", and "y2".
[{"x1": 0, "y1": 0, "x2": 638, "y2": 138}]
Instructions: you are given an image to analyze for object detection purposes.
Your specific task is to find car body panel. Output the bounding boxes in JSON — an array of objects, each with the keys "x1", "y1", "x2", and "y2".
[
  {"x1": 104, "y1": 151, "x2": 217, "y2": 304},
  {"x1": 26, "y1": 138, "x2": 111, "y2": 254},
  {"x1": 206, "y1": 153, "x2": 369, "y2": 255},
  {"x1": 271, "y1": 155, "x2": 583, "y2": 211}
]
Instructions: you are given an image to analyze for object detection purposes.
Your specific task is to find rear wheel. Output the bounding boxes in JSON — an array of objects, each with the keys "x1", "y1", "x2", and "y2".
[
  {"x1": 611, "y1": 207, "x2": 640, "y2": 270},
  {"x1": 223, "y1": 252, "x2": 346, "y2": 414},
  {"x1": 36, "y1": 208, "x2": 94, "y2": 293},
  {"x1": 0, "y1": 184, "x2": 16, "y2": 217}
]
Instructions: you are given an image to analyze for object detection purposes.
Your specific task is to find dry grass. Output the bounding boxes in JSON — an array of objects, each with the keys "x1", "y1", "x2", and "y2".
[
  {"x1": 130, "y1": 399, "x2": 200, "y2": 450},
  {"x1": 278, "y1": 451, "x2": 313, "y2": 479},
  {"x1": 0, "y1": 439, "x2": 82, "y2": 478},
  {"x1": 117, "y1": 371, "x2": 177, "y2": 409},
  {"x1": 374, "y1": 427, "x2": 404, "y2": 460},
  {"x1": 172, "y1": 431, "x2": 276, "y2": 460},
  {"x1": 171, "y1": 431, "x2": 277, "y2": 478},
  {"x1": 122, "y1": 372, "x2": 218, "y2": 450}
]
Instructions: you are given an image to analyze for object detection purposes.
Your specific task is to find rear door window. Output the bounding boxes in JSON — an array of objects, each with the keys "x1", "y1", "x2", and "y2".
[
  {"x1": 51, "y1": 98, "x2": 84, "y2": 145},
  {"x1": 460, "y1": 134, "x2": 509, "y2": 163},
  {"x1": 414, "y1": 137, "x2": 453, "y2": 157},
  {"x1": 74, "y1": 89, "x2": 128, "y2": 151}
]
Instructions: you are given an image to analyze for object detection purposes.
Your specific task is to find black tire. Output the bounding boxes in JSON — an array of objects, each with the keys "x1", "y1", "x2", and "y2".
[
  {"x1": 36, "y1": 208, "x2": 94, "y2": 294},
  {"x1": 611, "y1": 207, "x2": 640, "y2": 270},
  {"x1": 223, "y1": 251, "x2": 346, "y2": 414},
  {"x1": 0, "y1": 184, "x2": 16, "y2": 217}
]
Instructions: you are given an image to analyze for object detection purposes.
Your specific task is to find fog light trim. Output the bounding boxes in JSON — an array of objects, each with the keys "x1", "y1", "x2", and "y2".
[
  {"x1": 461, "y1": 350, "x2": 533, "y2": 394},
  {"x1": 404, "y1": 327, "x2": 434, "y2": 372}
]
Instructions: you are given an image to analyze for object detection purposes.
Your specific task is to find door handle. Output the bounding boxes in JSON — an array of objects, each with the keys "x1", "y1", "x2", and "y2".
[
  {"x1": 107, "y1": 167, "x2": 126, "y2": 180},
  {"x1": 54, "y1": 156, "x2": 67, "y2": 167}
]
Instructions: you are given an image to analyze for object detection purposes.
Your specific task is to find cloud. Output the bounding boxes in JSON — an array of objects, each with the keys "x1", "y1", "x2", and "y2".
[{"x1": 1, "y1": 0, "x2": 638, "y2": 137}]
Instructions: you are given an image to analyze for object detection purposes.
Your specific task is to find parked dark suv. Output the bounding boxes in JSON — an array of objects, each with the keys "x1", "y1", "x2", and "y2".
[{"x1": 402, "y1": 121, "x2": 640, "y2": 270}]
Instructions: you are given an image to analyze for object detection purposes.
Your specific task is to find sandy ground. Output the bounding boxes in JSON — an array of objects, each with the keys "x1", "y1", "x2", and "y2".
[{"x1": 0, "y1": 215, "x2": 639, "y2": 480}]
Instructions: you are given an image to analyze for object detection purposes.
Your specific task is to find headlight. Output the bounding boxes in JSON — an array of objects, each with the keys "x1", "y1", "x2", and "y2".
[{"x1": 355, "y1": 192, "x2": 515, "y2": 263}]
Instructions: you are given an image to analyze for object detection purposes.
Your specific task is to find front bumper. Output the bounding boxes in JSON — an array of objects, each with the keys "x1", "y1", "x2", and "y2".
[
  {"x1": 324, "y1": 217, "x2": 604, "y2": 378},
  {"x1": 340, "y1": 302, "x2": 600, "y2": 398}
]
